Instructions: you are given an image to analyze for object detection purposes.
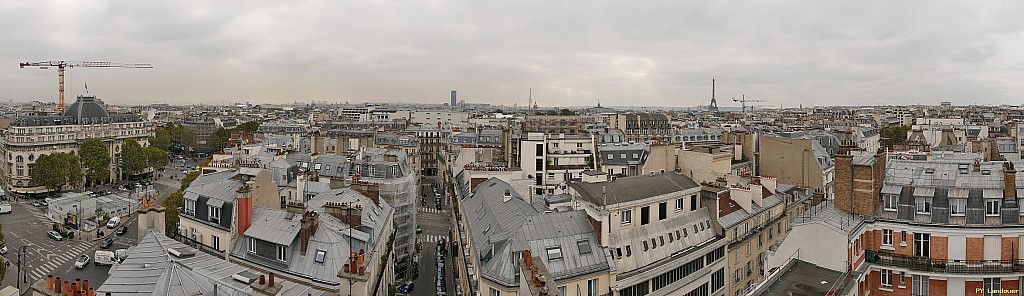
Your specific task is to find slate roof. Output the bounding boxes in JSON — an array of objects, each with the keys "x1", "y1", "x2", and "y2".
[
  {"x1": 183, "y1": 170, "x2": 243, "y2": 203},
  {"x1": 570, "y1": 173, "x2": 699, "y2": 206},
  {"x1": 98, "y1": 229, "x2": 326, "y2": 296},
  {"x1": 313, "y1": 154, "x2": 349, "y2": 178},
  {"x1": 462, "y1": 178, "x2": 609, "y2": 287},
  {"x1": 607, "y1": 207, "x2": 718, "y2": 274},
  {"x1": 231, "y1": 188, "x2": 393, "y2": 290}
]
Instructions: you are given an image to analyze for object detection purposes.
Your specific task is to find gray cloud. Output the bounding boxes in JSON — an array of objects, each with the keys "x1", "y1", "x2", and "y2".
[{"x1": 0, "y1": 0, "x2": 1022, "y2": 107}]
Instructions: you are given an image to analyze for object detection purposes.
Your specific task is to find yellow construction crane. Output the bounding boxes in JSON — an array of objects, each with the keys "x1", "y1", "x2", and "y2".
[{"x1": 19, "y1": 61, "x2": 153, "y2": 113}]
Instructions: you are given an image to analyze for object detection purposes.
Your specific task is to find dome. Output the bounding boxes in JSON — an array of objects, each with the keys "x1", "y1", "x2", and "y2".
[{"x1": 62, "y1": 95, "x2": 110, "y2": 124}]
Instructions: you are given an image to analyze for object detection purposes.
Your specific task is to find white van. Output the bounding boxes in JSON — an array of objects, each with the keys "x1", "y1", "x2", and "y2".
[
  {"x1": 0, "y1": 203, "x2": 12, "y2": 214},
  {"x1": 106, "y1": 216, "x2": 121, "y2": 228},
  {"x1": 95, "y1": 250, "x2": 116, "y2": 266}
]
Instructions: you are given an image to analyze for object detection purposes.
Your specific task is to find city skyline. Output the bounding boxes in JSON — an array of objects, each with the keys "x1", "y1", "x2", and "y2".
[{"x1": 1, "y1": 1, "x2": 1022, "y2": 107}]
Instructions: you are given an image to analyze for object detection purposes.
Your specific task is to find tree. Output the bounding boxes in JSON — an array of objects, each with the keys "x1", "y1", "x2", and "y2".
[
  {"x1": 235, "y1": 120, "x2": 260, "y2": 133},
  {"x1": 161, "y1": 190, "x2": 183, "y2": 236},
  {"x1": 150, "y1": 126, "x2": 172, "y2": 151},
  {"x1": 31, "y1": 154, "x2": 63, "y2": 191},
  {"x1": 145, "y1": 146, "x2": 169, "y2": 169},
  {"x1": 558, "y1": 108, "x2": 576, "y2": 116},
  {"x1": 880, "y1": 125, "x2": 912, "y2": 148},
  {"x1": 80, "y1": 139, "x2": 111, "y2": 186},
  {"x1": 209, "y1": 128, "x2": 232, "y2": 151},
  {"x1": 150, "y1": 123, "x2": 198, "y2": 153},
  {"x1": 31, "y1": 153, "x2": 82, "y2": 191},
  {"x1": 120, "y1": 139, "x2": 148, "y2": 177}
]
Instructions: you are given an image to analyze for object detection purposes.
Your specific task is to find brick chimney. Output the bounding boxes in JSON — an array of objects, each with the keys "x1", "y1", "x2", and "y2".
[
  {"x1": 236, "y1": 193, "x2": 254, "y2": 237},
  {"x1": 299, "y1": 211, "x2": 320, "y2": 256},
  {"x1": 323, "y1": 201, "x2": 363, "y2": 228},
  {"x1": 834, "y1": 153, "x2": 854, "y2": 214},
  {"x1": 250, "y1": 273, "x2": 282, "y2": 296}
]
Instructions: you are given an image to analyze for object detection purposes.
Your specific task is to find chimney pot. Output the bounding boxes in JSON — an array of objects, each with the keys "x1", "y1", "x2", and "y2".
[
  {"x1": 259, "y1": 274, "x2": 265, "y2": 285},
  {"x1": 83, "y1": 279, "x2": 89, "y2": 292},
  {"x1": 55, "y1": 277, "x2": 62, "y2": 292},
  {"x1": 48, "y1": 275, "x2": 54, "y2": 291},
  {"x1": 89, "y1": 287, "x2": 95, "y2": 296},
  {"x1": 269, "y1": 272, "x2": 275, "y2": 288}
]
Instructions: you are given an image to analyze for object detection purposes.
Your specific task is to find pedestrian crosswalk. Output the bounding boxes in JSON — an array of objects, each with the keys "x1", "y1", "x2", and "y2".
[
  {"x1": 421, "y1": 234, "x2": 446, "y2": 243},
  {"x1": 24, "y1": 207, "x2": 51, "y2": 222},
  {"x1": 156, "y1": 179, "x2": 180, "y2": 188},
  {"x1": 29, "y1": 243, "x2": 94, "y2": 280},
  {"x1": 419, "y1": 207, "x2": 445, "y2": 214}
]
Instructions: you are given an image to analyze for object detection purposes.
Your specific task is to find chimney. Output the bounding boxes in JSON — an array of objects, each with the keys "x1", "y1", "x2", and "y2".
[
  {"x1": 322, "y1": 202, "x2": 363, "y2": 228},
  {"x1": 250, "y1": 273, "x2": 283, "y2": 296},
  {"x1": 974, "y1": 160, "x2": 981, "y2": 172},
  {"x1": 503, "y1": 189, "x2": 513, "y2": 203},
  {"x1": 729, "y1": 185, "x2": 753, "y2": 213},
  {"x1": 352, "y1": 173, "x2": 362, "y2": 184},
  {"x1": 1005, "y1": 162, "x2": 1017, "y2": 202},
  {"x1": 236, "y1": 194, "x2": 254, "y2": 237},
  {"x1": 834, "y1": 153, "x2": 854, "y2": 214},
  {"x1": 300, "y1": 211, "x2": 320, "y2": 255},
  {"x1": 760, "y1": 176, "x2": 778, "y2": 193}
]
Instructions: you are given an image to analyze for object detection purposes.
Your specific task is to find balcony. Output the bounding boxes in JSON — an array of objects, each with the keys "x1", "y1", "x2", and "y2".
[
  {"x1": 546, "y1": 164, "x2": 590, "y2": 170},
  {"x1": 865, "y1": 250, "x2": 1024, "y2": 274}
]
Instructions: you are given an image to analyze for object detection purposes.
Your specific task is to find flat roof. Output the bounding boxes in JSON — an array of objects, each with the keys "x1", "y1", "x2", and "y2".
[{"x1": 757, "y1": 260, "x2": 846, "y2": 296}]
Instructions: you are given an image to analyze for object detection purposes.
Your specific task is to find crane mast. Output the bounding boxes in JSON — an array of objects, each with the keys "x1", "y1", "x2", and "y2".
[{"x1": 19, "y1": 61, "x2": 153, "y2": 113}]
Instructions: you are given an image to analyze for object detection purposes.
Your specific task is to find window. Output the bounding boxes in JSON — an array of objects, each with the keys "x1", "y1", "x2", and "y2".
[
  {"x1": 607, "y1": 154, "x2": 613, "y2": 160},
  {"x1": 587, "y1": 279, "x2": 598, "y2": 296},
  {"x1": 746, "y1": 242, "x2": 751, "y2": 255},
  {"x1": 625, "y1": 245, "x2": 632, "y2": 257},
  {"x1": 914, "y1": 233, "x2": 930, "y2": 257},
  {"x1": 659, "y1": 202, "x2": 667, "y2": 220},
  {"x1": 883, "y1": 194, "x2": 898, "y2": 211},
  {"x1": 621, "y1": 210, "x2": 632, "y2": 224},
  {"x1": 676, "y1": 198, "x2": 684, "y2": 211},
  {"x1": 733, "y1": 270, "x2": 740, "y2": 284},
  {"x1": 711, "y1": 268, "x2": 725, "y2": 292},
  {"x1": 880, "y1": 269, "x2": 893, "y2": 287},
  {"x1": 490, "y1": 288, "x2": 501, "y2": 296},
  {"x1": 641, "y1": 206, "x2": 650, "y2": 225},
  {"x1": 247, "y1": 237, "x2": 256, "y2": 253},
  {"x1": 986, "y1": 200, "x2": 1001, "y2": 216},
  {"x1": 558, "y1": 286, "x2": 566, "y2": 296},
  {"x1": 912, "y1": 275, "x2": 929, "y2": 296},
  {"x1": 915, "y1": 197, "x2": 931, "y2": 214},
  {"x1": 314, "y1": 249, "x2": 327, "y2": 263},
  {"x1": 643, "y1": 240, "x2": 649, "y2": 251},
  {"x1": 950, "y1": 198, "x2": 967, "y2": 216},
  {"x1": 984, "y1": 278, "x2": 1001, "y2": 296},
  {"x1": 546, "y1": 246, "x2": 563, "y2": 260},
  {"x1": 209, "y1": 205, "x2": 221, "y2": 223},
  {"x1": 577, "y1": 239, "x2": 592, "y2": 254},
  {"x1": 882, "y1": 229, "x2": 893, "y2": 246},
  {"x1": 184, "y1": 199, "x2": 196, "y2": 215},
  {"x1": 212, "y1": 235, "x2": 220, "y2": 251},
  {"x1": 277, "y1": 245, "x2": 287, "y2": 261},
  {"x1": 690, "y1": 195, "x2": 698, "y2": 211}
]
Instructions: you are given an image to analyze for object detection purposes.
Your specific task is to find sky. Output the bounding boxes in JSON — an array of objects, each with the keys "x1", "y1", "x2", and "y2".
[{"x1": 1, "y1": 1, "x2": 1022, "y2": 108}]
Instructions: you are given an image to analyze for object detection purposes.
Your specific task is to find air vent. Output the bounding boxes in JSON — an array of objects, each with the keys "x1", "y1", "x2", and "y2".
[{"x1": 167, "y1": 248, "x2": 196, "y2": 258}]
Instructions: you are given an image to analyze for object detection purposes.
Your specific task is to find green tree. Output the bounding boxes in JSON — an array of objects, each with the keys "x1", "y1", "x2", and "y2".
[
  {"x1": 31, "y1": 153, "x2": 83, "y2": 191},
  {"x1": 209, "y1": 127, "x2": 232, "y2": 151},
  {"x1": 31, "y1": 154, "x2": 63, "y2": 191},
  {"x1": 120, "y1": 139, "x2": 148, "y2": 177},
  {"x1": 235, "y1": 120, "x2": 260, "y2": 133},
  {"x1": 80, "y1": 139, "x2": 111, "y2": 186},
  {"x1": 150, "y1": 123, "x2": 198, "y2": 153},
  {"x1": 880, "y1": 125, "x2": 912, "y2": 148},
  {"x1": 161, "y1": 190, "x2": 183, "y2": 236},
  {"x1": 145, "y1": 146, "x2": 169, "y2": 169},
  {"x1": 150, "y1": 126, "x2": 172, "y2": 151}
]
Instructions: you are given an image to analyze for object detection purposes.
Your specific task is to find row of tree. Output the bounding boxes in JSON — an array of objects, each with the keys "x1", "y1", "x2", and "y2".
[
  {"x1": 30, "y1": 139, "x2": 169, "y2": 192},
  {"x1": 150, "y1": 123, "x2": 198, "y2": 153}
]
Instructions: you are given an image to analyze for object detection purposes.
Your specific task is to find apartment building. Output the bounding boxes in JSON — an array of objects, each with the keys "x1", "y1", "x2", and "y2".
[
  {"x1": 374, "y1": 133, "x2": 420, "y2": 174},
  {"x1": 461, "y1": 178, "x2": 613, "y2": 296},
  {"x1": 520, "y1": 132, "x2": 597, "y2": 195},
  {"x1": 0, "y1": 95, "x2": 153, "y2": 196},
  {"x1": 569, "y1": 172, "x2": 728, "y2": 296},
  {"x1": 768, "y1": 152, "x2": 1024, "y2": 295},
  {"x1": 230, "y1": 188, "x2": 395, "y2": 295},
  {"x1": 608, "y1": 113, "x2": 673, "y2": 143},
  {"x1": 409, "y1": 125, "x2": 451, "y2": 176},
  {"x1": 523, "y1": 115, "x2": 586, "y2": 134},
  {"x1": 177, "y1": 168, "x2": 277, "y2": 259}
]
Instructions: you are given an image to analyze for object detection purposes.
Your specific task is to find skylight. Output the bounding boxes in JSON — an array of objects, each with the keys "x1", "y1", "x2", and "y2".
[
  {"x1": 546, "y1": 246, "x2": 563, "y2": 260},
  {"x1": 577, "y1": 239, "x2": 592, "y2": 255},
  {"x1": 314, "y1": 250, "x2": 327, "y2": 264}
]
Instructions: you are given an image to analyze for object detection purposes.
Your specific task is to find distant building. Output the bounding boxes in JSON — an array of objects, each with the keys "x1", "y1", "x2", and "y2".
[
  {"x1": 451, "y1": 90, "x2": 457, "y2": 108},
  {"x1": 0, "y1": 95, "x2": 153, "y2": 196}
]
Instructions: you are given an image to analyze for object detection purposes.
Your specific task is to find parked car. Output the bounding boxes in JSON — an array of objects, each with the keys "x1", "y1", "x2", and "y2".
[
  {"x1": 99, "y1": 238, "x2": 114, "y2": 249},
  {"x1": 116, "y1": 227, "x2": 128, "y2": 235},
  {"x1": 398, "y1": 281, "x2": 415, "y2": 294},
  {"x1": 0, "y1": 245, "x2": 7, "y2": 255},
  {"x1": 73, "y1": 255, "x2": 90, "y2": 269},
  {"x1": 47, "y1": 231, "x2": 63, "y2": 241}
]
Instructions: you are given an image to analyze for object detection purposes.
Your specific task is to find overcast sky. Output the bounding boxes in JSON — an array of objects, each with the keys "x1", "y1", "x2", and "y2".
[{"x1": 1, "y1": 1, "x2": 1022, "y2": 108}]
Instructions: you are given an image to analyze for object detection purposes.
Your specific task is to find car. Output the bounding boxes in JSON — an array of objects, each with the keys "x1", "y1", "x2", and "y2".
[
  {"x1": 74, "y1": 255, "x2": 90, "y2": 269},
  {"x1": 0, "y1": 203, "x2": 11, "y2": 214},
  {"x1": 99, "y1": 238, "x2": 114, "y2": 249},
  {"x1": 114, "y1": 249, "x2": 129, "y2": 263},
  {"x1": 40, "y1": 200, "x2": 48, "y2": 207},
  {"x1": 437, "y1": 261, "x2": 444, "y2": 271},
  {"x1": 416, "y1": 228, "x2": 422, "y2": 234},
  {"x1": 116, "y1": 226, "x2": 128, "y2": 235},
  {"x1": 398, "y1": 281, "x2": 415, "y2": 294},
  {"x1": 106, "y1": 216, "x2": 121, "y2": 229},
  {"x1": 31, "y1": 201, "x2": 40, "y2": 207},
  {"x1": 0, "y1": 245, "x2": 7, "y2": 255},
  {"x1": 48, "y1": 231, "x2": 63, "y2": 241}
]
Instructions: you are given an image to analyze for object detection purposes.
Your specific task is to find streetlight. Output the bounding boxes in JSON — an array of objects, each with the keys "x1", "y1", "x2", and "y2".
[{"x1": 17, "y1": 243, "x2": 36, "y2": 294}]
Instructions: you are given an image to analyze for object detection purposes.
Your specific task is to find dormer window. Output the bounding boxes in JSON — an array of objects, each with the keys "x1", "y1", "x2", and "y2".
[
  {"x1": 277, "y1": 245, "x2": 287, "y2": 262},
  {"x1": 209, "y1": 205, "x2": 221, "y2": 223},
  {"x1": 315, "y1": 249, "x2": 327, "y2": 264},
  {"x1": 546, "y1": 246, "x2": 563, "y2": 260}
]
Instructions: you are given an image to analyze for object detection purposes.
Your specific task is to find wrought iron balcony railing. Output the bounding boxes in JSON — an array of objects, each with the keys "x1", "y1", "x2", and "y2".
[{"x1": 865, "y1": 250, "x2": 1024, "y2": 274}]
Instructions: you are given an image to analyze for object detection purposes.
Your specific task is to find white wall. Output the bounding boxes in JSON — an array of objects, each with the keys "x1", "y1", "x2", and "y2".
[{"x1": 767, "y1": 223, "x2": 848, "y2": 272}]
